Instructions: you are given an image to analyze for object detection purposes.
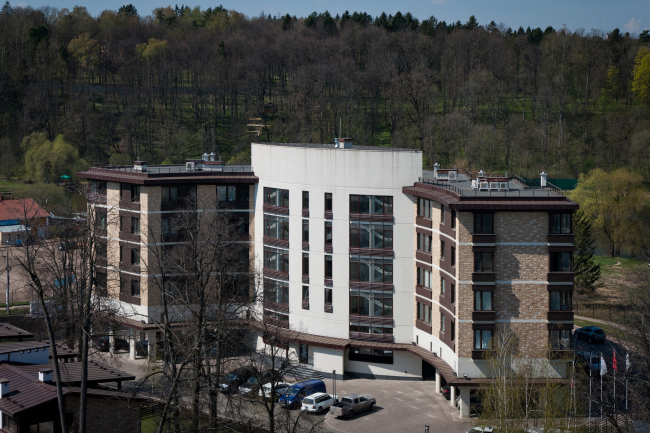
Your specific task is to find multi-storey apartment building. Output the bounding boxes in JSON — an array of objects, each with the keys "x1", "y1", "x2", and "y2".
[
  {"x1": 79, "y1": 140, "x2": 577, "y2": 418},
  {"x1": 79, "y1": 158, "x2": 257, "y2": 358}
]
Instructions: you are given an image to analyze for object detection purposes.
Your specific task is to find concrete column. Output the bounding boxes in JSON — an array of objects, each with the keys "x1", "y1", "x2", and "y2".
[
  {"x1": 108, "y1": 327, "x2": 115, "y2": 355},
  {"x1": 459, "y1": 387, "x2": 471, "y2": 418},
  {"x1": 450, "y1": 385, "x2": 457, "y2": 408},
  {"x1": 435, "y1": 371, "x2": 441, "y2": 393},
  {"x1": 128, "y1": 329, "x2": 136, "y2": 360},
  {"x1": 145, "y1": 331, "x2": 157, "y2": 361}
]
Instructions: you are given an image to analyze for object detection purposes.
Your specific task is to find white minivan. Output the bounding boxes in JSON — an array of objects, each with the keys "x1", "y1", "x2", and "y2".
[{"x1": 301, "y1": 392, "x2": 339, "y2": 414}]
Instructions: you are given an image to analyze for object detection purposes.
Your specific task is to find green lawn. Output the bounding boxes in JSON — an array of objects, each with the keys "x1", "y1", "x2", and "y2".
[
  {"x1": 594, "y1": 256, "x2": 646, "y2": 269},
  {"x1": 574, "y1": 318, "x2": 624, "y2": 340},
  {"x1": 0, "y1": 180, "x2": 24, "y2": 190}
]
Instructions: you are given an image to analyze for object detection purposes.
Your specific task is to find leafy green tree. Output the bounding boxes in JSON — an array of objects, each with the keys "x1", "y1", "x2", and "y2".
[
  {"x1": 281, "y1": 13, "x2": 292, "y2": 31},
  {"x1": 573, "y1": 209, "x2": 602, "y2": 294},
  {"x1": 21, "y1": 133, "x2": 88, "y2": 183},
  {"x1": 135, "y1": 38, "x2": 169, "y2": 60},
  {"x1": 571, "y1": 168, "x2": 647, "y2": 256},
  {"x1": 68, "y1": 33, "x2": 100, "y2": 70},
  {"x1": 118, "y1": 4, "x2": 138, "y2": 19},
  {"x1": 632, "y1": 46, "x2": 650, "y2": 106}
]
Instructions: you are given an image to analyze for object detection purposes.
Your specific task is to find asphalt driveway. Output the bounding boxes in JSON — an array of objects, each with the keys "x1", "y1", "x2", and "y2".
[{"x1": 315, "y1": 377, "x2": 473, "y2": 433}]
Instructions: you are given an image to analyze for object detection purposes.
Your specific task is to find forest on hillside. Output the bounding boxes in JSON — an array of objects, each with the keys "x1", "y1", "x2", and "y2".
[{"x1": 1, "y1": 3, "x2": 650, "y2": 181}]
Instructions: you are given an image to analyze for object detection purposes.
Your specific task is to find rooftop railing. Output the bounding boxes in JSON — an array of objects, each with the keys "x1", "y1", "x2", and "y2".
[
  {"x1": 90, "y1": 164, "x2": 253, "y2": 174},
  {"x1": 418, "y1": 177, "x2": 565, "y2": 197}
]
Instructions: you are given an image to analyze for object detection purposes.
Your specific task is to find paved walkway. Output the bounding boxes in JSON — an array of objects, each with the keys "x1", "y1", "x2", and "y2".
[{"x1": 574, "y1": 315, "x2": 626, "y2": 330}]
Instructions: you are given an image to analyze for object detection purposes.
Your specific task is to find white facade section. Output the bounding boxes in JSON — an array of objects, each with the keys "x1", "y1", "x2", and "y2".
[
  {"x1": 253, "y1": 143, "x2": 432, "y2": 377},
  {"x1": 0, "y1": 347, "x2": 49, "y2": 364}
]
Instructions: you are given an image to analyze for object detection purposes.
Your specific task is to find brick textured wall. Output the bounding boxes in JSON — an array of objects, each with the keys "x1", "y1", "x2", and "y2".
[
  {"x1": 494, "y1": 283, "x2": 548, "y2": 320},
  {"x1": 457, "y1": 283, "x2": 473, "y2": 321},
  {"x1": 495, "y1": 212, "x2": 547, "y2": 242},
  {"x1": 457, "y1": 211, "x2": 473, "y2": 243},
  {"x1": 106, "y1": 182, "x2": 121, "y2": 299},
  {"x1": 66, "y1": 394, "x2": 141, "y2": 433},
  {"x1": 495, "y1": 245, "x2": 547, "y2": 281},
  {"x1": 458, "y1": 322, "x2": 473, "y2": 358}
]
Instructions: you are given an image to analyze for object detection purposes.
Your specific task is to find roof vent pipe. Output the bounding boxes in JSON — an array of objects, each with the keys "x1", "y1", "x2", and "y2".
[
  {"x1": 478, "y1": 170, "x2": 485, "y2": 178},
  {"x1": 433, "y1": 162, "x2": 440, "y2": 179},
  {"x1": 0, "y1": 379, "x2": 9, "y2": 398},
  {"x1": 209, "y1": 152, "x2": 216, "y2": 162},
  {"x1": 202, "y1": 153, "x2": 209, "y2": 162},
  {"x1": 540, "y1": 171, "x2": 548, "y2": 187}
]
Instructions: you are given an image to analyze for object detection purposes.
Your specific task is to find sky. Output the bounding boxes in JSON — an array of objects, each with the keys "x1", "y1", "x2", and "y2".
[{"x1": 11, "y1": 0, "x2": 650, "y2": 35}]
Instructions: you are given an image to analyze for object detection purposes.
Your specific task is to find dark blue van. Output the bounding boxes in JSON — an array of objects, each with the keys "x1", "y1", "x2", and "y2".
[{"x1": 279, "y1": 379, "x2": 326, "y2": 409}]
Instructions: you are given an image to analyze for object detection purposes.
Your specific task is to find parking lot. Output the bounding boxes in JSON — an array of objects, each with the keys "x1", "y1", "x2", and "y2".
[{"x1": 315, "y1": 377, "x2": 472, "y2": 433}]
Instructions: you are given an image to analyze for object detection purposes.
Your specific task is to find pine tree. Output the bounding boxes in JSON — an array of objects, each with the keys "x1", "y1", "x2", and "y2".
[{"x1": 574, "y1": 210, "x2": 602, "y2": 294}]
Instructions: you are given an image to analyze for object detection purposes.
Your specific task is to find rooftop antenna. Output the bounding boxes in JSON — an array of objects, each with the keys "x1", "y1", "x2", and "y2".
[{"x1": 339, "y1": 117, "x2": 342, "y2": 139}]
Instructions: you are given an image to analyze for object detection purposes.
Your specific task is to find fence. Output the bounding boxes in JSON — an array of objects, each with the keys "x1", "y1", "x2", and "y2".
[{"x1": 575, "y1": 300, "x2": 630, "y2": 324}]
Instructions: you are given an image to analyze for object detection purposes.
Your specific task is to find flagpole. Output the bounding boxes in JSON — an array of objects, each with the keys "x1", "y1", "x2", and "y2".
[
  {"x1": 614, "y1": 351, "x2": 617, "y2": 417},
  {"x1": 600, "y1": 352, "x2": 603, "y2": 433},
  {"x1": 589, "y1": 354, "x2": 592, "y2": 431}
]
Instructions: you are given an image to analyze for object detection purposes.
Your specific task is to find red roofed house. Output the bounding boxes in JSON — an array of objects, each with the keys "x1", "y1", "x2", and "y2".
[{"x1": 0, "y1": 198, "x2": 50, "y2": 246}]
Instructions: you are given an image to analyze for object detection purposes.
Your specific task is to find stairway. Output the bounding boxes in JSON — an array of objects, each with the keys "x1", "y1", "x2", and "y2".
[{"x1": 285, "y1": 360, "x2": 324, "y2": 381}]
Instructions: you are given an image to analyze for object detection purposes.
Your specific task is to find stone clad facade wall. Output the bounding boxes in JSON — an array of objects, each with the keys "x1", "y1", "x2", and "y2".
[{"x1": 105, "y1": 182, "x2": 121, "y2": 299}]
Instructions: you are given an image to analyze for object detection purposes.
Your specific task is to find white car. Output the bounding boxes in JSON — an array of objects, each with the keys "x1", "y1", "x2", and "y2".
[
  {"x1": 259, "y1": 382, "x2": 291, "y2": 399},
  {"x1": 301, "y1": 392, "x2": 339, "y2": 414}
]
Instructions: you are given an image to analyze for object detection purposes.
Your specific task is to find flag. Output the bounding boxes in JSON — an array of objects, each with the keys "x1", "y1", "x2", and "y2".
[
  {"x1": 613, "y1": 351, "x2": 618, "y2": 372},
  {"x1": 600, "y1": 354, "x2": 607, "y2": 376},
  {"x1": 626, "y1": 352, "x2": 631, "y2": 371}
]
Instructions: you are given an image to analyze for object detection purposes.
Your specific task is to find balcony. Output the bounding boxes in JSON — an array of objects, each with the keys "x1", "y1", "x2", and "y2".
[
  {"x1": 416, "y1": 216, "x2": 433, "y2": 229},
  {"x1": 349, "y1": 315, "x2": 393, "y2": 326},
  {"x1": 547, "y1": 272, "x2": 574, "y2": 283},
  {"x1": 547, "y1": 234, "x2": 574, "y2": 244},
  {"x1": 472, "y1": 272, "x2": 496, "y2": 283},
  {"x1": 348, "y1": 332, "x2": 393, "y2": 343},
  {"x1": 547, "y1": 311, "x2": 574, "y2": 321},
  {"x1": 472, "y1": 350, "x2": 491, "y2": 360},
  {"x1": 264, "y1": 317, "x2": 289, "y2": 329},
  {"x1": 473, "y1": 234, "x2": 496, "y2": 244},
  {"x1": 472, "y1": 311, "x2": 496, "y2": 321},
  {"x1": 415, "y1": 285, "x2": 432, "y2": 299}
]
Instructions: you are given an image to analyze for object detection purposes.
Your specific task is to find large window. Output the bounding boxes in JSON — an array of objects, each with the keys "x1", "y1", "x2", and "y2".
[
  {"x1": 550, "y1": 252, "x2": 572, "y2": 272},
  {"x1": 302, "y1": 253, "x2": 309, "y2": 276},
  {"x1": 451, "y1": 210, "x2": 456, "y2": 229},
  {"x1": 162, "y1": 216, "x2": 178, "y2": 236},
  {"x1": 302, "y1": 191, "x2": 309, "y2": 209},
  {"x1": 550, "y1": 329, "x2": 571, "y2": 350},
  {"x1": 440, "y1": 313, "x2": 446, "y2": 332},
  {"x1": 475, "y1": 291, "x2": 493, "y2": 311},
  {"x1": 131, "y1": 217, "x2": 140, "y2": 235},
  {"x1": 302, "y1": 220, "x2": 309, "y2": 242},
  {"x1": 474, "y1": 252, "x2": 494, "y2": 272},
  {"x1": 474, "y1": 329, "x2": 492, "y2": 350},
  {"x1": 417, "y1": 302, "x2": 431, "y2": 324},
  {"x1": 417, "y1": 233, "x2": 432, "y2": 253},
  {"x1": 349, "y1": 195, "x2": 393, "y2": 215},
  {"x1": 131, "y1": 185, "x2": 141, "y2": 202},
  {"x1": 264, "y1": 279, "x2": 289, "y2": 305},
  {"x1": 348, "y1": 347, "x2": 393, "y2": 364},
  {"x1": 451, "y1": 246, "x2": 456, "y2": 266},
  {"x1": 162, "y1": 186, "x2": 179, "y2": 204},
  {"x1": 325, "y1": 222, "x2": 332, "y2": 246},
  {"x1": 302, "y1": 285, "x2": 309, "y2": 301},
  {"x1": 440, "y1": 240, "x2": 446, "y2": 259},
  {"x1": 2, "y1": 413, "x2": 17, "y2": 432},
  {"x1": 217, "y1": 184, "x2": 249, "y2": 202},
  {"x1": 550, "y1": 213, "x2": 572, "y2": 234},
  {"x1": 264, "y1": 215, "x2": 289, "y2": 240},
  {"x1": 28, "y1": 421, "x2": 53, "y2": 433},
  {"x1": 350, "y1": 223, "x2": 393, "y2": 249},
  {"x1": 325, "y1": 193, "x2": 333, "y2": 212},
  {"x1": 550, "y1": 291, "x2": 572, "y2": 311},
  {"x1": 441, "y1": 204, "x2": 446, "y2": 224},
  {"x1": 131, "y1": 279, "x2": 141, "y2": 297},
  {"x1": 325, "y1": 255, "x2": 333, "y2": 278},
  {"x1": 474, "y1": 213, "x2": 494, "y2": 234},
  {"x1": 264, "y1": 187, "x2": 289, "y2": 207},
  {"x1": 350, "y1": 290, "x2": 393, "y2": 317},
  {"x1": 417, "y1": 267, "x2": 432, "y2": 288},
  {"x1": 418, "y1": 198, "x2": 432, "y2": 218},
  {"x1": 131, "y1": 248, "x2": 140, "y2": 266},
  {"x1": 324, "y1": 288, "x2": 333, "y2": 304},
  {"x1": 350, "y1": 257, "x2": 393, "y2": 283},
  {"x1": 264, "y1": 247, "x2": 289, "y2": 273},
  {"x1": 349, "y1": 323, "x2": 393, "y2": 335},
  {"x1": 440, "y1": 277, "x2": 446, "y2": 295}
]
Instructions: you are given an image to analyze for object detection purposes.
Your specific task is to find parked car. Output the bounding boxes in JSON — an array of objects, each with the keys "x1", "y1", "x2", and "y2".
[
  {"x1": 575, "y1": 326, "x2": 606, "y2": 343},
  {"x1": 259, "y1": 382, "x2": 292, "y2": 399},
  {"x1": 218, "y1": 367, "x2": 254, "y2": 393},
  {"x1": 329, "y1": 394, "x2": 376, "y2": 418},
  {"x1": 279, "y1": 379, "x2": 327, "y2": 409},
  {"x1": 442, "y1": 385, "x2": 459, "y2": 400},
  {"x1": 301, "y1": 392, "x2": 339, "y2": 414},
  {"x1": 238, "y1": 369, "x2": 280, "y2": 395},
  {"x1": 95, "y1": 337, "x2": 129, "y2": 352},
  {"x1": 467, "y1": 427, "x2": 494, "y2": 433}
]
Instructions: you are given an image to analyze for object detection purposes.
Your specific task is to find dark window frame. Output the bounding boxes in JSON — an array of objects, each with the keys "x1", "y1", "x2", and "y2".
[
  {"x1": 131, "y1": 279, "x2": 141, "y2": 297},
  {"x1": 325, "y1": 193, "x2": 333, "y2": 212},
  {"x1": 474, "y1": 213, "x2": 494, "y2": 234},
  {"x1": 474, "y1": 290, "x2": 493, "y2": 311},
  {"x1": 550, "y1": 213, "x2": 572, "y2": 234},
  {"x1": 264, "y1": 247, "x2": 290, "y2": 273},
  {"x1": 325, "y1": 255, "x2": 333, "y2": 278},
  {"x1": 350, "y1": 289, "x2": 393, "y2": 317},
  {"x1": 264, "y1": 187, "x2": 289, "y2": 207},
  {"x1": 349, "y1": 195, "x2": 393, "y2": 215},
  {"x1": 550, "y1": 252, "x2": 572, "y2": 272},
  {"x1": 474, "y1": 329, "x2": 493, "y2": 350},
  {"x1": 416, "y1": 302, "x2": 431, "y2": 324},
  {"x1": 550, "y1": 290, "x2": 573, "y2": 311},
  {"x1": 474, "y1": 252, "x2": 494, "y2": 272},
  {"x1": 350, "y1": 256, "x2": 393, "y2": 284},
  {"x1": 302, "y1": 191, "x2": 309, "y2": 210},
  {"x1": 325, "y1": 221, "x2": 333, "y2": 246}
]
